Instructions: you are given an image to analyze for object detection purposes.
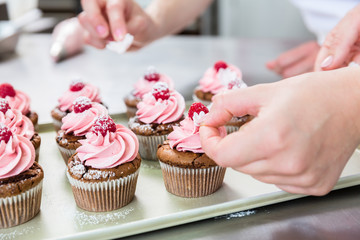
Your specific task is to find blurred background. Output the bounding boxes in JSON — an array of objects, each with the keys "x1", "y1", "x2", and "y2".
[{"x1": 0, "y1": 0, "x2": 315, "y2": 40}]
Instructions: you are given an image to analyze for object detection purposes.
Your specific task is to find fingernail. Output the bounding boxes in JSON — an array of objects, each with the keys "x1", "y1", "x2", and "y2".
[
  {"x1": 321, "y1": 56, "x2": 333, "y2": 68},
  {"x1": 115, "y1": 28, "x2": 125, "y2": 41},
  {"x1": 96, "y1": 25, "x2": 107, "y2": 37}
]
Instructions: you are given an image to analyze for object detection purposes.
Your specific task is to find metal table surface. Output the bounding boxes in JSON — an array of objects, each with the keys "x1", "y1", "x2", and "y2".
[{"x1": 1, "y1": 34, "x2": 360, "y2": 240}]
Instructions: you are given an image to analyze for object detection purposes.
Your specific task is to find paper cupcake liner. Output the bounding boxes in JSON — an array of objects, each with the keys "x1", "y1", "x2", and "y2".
[
  {"x1": 192, "y1": 94, "x2": 212, "y2": 106},
  {"x1": 0, "y1": 181, "x2": 43, "y2": 228},
  {"x1": 125, "y1": 106, "x2": 137, "y2": 118},
  {"x1": 225, "y1": 125, "x2": 240, "y2": 134},
  {"x1": 67, "y1": 170, "x2": 139, "y2": 212},
  {"x1": 57, "y1": 145, "x2": 76, "y2": 165},
  {"x1": 136, "y1": 134, "x2": 168, "y2": 161},
  {"x1": 159, "y1": 162, "x2": 226, "y2": 198},
  {"x1": 52, "y1": 118, "x2": 63, "y2": 132}
]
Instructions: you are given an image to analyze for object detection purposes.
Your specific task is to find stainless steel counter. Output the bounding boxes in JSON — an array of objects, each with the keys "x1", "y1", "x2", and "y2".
[{"x1": 2, "y1": 34, "x2": 359, "y2": 240}]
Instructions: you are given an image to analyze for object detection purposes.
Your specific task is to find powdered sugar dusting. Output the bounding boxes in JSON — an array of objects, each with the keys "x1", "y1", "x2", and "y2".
[
  {"x1": 83, "y1": 170, "x2": 116, "y2": 180},
  {"x1": 0, "y1": 226, "x2": 39, "y2": 240},
  {"x1": 0, "y1": 98, "x2": 10, "y2": 113},
  {"x1": 70, "y1": 163, "x2": 86, "y2": 176}
]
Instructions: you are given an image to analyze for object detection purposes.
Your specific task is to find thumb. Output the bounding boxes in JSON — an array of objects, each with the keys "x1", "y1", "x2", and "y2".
[{"x1": 203, "y1": 85, "x2": 266, "y2": 128}]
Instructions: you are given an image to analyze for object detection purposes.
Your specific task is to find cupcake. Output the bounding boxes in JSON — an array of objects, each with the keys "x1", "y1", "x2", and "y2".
[
  {"x1": 67, "y1": 115, "x2": 141, "y2": 212},
  {"x1": 124, "y1": 66, "x2": 174, "y2": 118},
  {"x1": 157, "y1": 102, "x2": 227, "y2": 198},
  {"x1": 56, "y1": 96, "x2": 108, "y2": 164},
  {"x1": 0, "y1": 83, "x2": 39, "y2": 131},
  {"x1": 0, "y1": 98, "x2": 41, "y2": 162},
  {"x1": 193, "y1": 61, "x2": 242, "y2": 106},
  {"x1": 129, "y1": 82, "x2": 185, "y2": 161},
  {"x1": 51, "y1": 79, "x2": 103, "y2": 131},
  {"x1": 0, "y1": 124, "x2": 44, "y2": 228}
]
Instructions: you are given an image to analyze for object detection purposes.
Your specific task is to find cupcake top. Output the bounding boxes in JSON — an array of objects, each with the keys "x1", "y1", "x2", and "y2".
[
  {"x1": 58, "y1": 79, "x2": 102, "y2": 112},
  {"x1": 136, "y1": 82, "x2": 185, "y2": 124},
  {"x1": 0, "y1": 98, "x2": 34, "y2": 140},
  {"x1": 76, "y1": 115, "x2": 139, "y2": 169},
  {"x1": 168, "y1": 102, "x2": 226, "y2": 153},
  {"x1": 0, "y1": 124, "x2": 35, "y2": 179},
  {"x1": 133, "y1": 66, "x2": 174, "y2": 99},
  {"x1": 0, "y1": 83, "x2": 31, "y2": 115},
  {"x1": 61, "y1": 96, "x2": 108, "y2": 136},
  {"x1": 198, "y1": 61, "x2": 243, "y2": 94}
]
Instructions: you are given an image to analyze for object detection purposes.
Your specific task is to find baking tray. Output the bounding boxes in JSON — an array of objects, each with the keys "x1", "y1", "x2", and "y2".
[{"x1": 1, "y1": 113, "x2": 360, "y2": 240}]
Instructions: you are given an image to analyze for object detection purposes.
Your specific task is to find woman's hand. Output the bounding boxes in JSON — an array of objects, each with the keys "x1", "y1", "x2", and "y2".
[
  {"x1": 315, "y1": 4, "x2": 360, "y2": 71},
  {"x1": 267, "y1": 41, "x2": 320, "y2": 78},
  {"x1": 200, "y1": 67, "x2": 360, "y2": 196}
]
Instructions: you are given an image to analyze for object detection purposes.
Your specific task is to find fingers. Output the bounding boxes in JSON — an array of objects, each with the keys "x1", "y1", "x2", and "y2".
[
  {"x1": 80, "y1": 0, "x2": 109, "y2": 38},
  {"x1": 106, "y1": 0, "x2": 127, "y2": 41},
  {"x1": 280, "y1": 54, "x2": 317, "y2": 78},
  {"x1": 83, "y1": 30, "x2": 107, "y2": 49}
]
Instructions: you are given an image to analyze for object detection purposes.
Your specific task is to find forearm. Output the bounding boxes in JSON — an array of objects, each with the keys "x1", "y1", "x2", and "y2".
[{"x1": 145, "y1": 0, "x2": 214, "y2": 41}]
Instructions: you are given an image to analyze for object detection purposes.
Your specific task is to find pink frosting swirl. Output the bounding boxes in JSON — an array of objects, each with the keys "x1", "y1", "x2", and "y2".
[
  {"x1": 0, "y1": 134, "x2": 35, "y2": 179},
  {"x1": 61, "y1": 102, "x2": 108, "y2": 136},
  {"x1": 0, "y1": 109, "x2": 34, "y2": 139},
  {"x1": 168, "y1": 117, "x2": 226, "y2": 153},
  {"x1": 199, "y1": 64, "x2": 242, "y2": 94},
  {"x1": 133, "y1": 74, "x2": 174, "y2": 99},
  {"x1": 58, "y1": 83, "x2": 102, "y2": 112},
  {"x1": 5, "y1": 90, "x2": 31, "y2": 115},
  {"x1": 77, "y1": 124, "x2": 139, "y2": 169},
  {"x1": 136, "y1": 90, "x2": 185, "y2": 124}
]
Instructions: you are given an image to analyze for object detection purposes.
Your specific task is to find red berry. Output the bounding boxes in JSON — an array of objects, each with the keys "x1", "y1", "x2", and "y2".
[
  {"x1": 73, "y1": 96, "x2": 92, "y2": 113},
  {"x1": 214, "y1": 61, "x2": 228, "y2": 72},
  {"x1": 144, "y1": 66, "x2": 160, "y2": 82},
  {"x1": 228, "y1": 79, "x2": 240, "y2": 90},
  {"x1": 0, "y1": 125, "x2": 12, "y2": 143},
  {"x1": 152, "y1": 82, "x2": 170, "y2": 101},
  {"x1": 0, "y1": 83, "x2": 16, "y2": 98},
  {"x1": 91, "y1": 115, "x2": 117, "y2": 136},
  {"x1": 0, "y1": 98, "x2": 10, "y2": 114},
  {"x1": 188, "y1": 102, "x2": 209, "y2": 120},
  {"x1": 69, "y1": 80, "x2": 85, "y2": 92}
]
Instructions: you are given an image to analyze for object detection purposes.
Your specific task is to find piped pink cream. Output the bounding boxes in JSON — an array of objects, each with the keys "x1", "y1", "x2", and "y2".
[
  {"x1": 77, "y1": 124, "x2": 139, "y2": 169},
  {"x1": 136, "y1": 84, "x2": 185, "y2": 124},
  {"x1": 0, "y1": 108, "x2": 34, "y2": 140},
  {"x1": 61, "y1": 101, "x2": 108, "y2": 136},
  {"x1": 133, "y1": 66, "x2": 174, "y2": 99},
  {"x1": 199, "y1": 64, "x2": 242, "y2": 94},
  {"x1": 58, "y1": 81, "x2": 102, "y2": 112},
  {"x1": 4, "y1": 89, "x2": 31, "y2": 115},
  {"x1": 0, "y1": 128, "x2": 35, "y2": 179}
]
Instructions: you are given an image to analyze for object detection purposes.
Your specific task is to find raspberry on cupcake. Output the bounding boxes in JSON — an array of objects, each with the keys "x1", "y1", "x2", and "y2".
[
  {"x1": 0, "y1": 98, "x2": 41, "y2": 162},
  {"x1": 193, "y1": 61, "x2": 243, "y2": 106},
  {"x1": 51, "y1": 79, "x2": 104, "y2": 131},
  {"x1": 56, "y1": 96, "x2": 108, "y2": 164},
  {"x1": 157, "y1": 102, "x2": 227, "y2": 198},
  {"x1": 124, "y1": 66, "x2": 175, "y2": 118},
  {"x1": 0, "y1": 83, "x2": 39, "y2": 131},
  {"x1": 0, "y1": 124, "x2": 44, "y2": 228},
  {"x1": 67, "y1": 115, "x2": 141, "y2": 212},
  {"x1": 129, "y1": 82, "x2": 185, "y2": 161}
]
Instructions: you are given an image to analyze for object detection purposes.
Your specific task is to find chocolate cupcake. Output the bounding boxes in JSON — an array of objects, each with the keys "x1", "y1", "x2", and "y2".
[
  {"x1": 0, "y1": 98, "x2": 41, "y2": 162},
  {"x1": 193, "y1": 61, "x2": 243, "y2": 106},
  {"x1": 124, "y1": 66, "x2": 174, "y2": 118},
  {"x1": 51, "y1": 79, "x2": 104, "y2": 131},
  {"x1": 56, "y1": 96, "x2": 108, "y2": 164},
  {"x1": 67, "y1": 115, "x2": 141, "y2": 212},
  {"x1": 129, "y1": 82, "x2": 185, "y2": 161},
  {"x1": 0, "y1": 125, "x2": 44, "y2": 228},
  {"x1": 0, "y1": 83, "x2": 39, "y2": 131},
  {"x1": 157, "y1": 102, "x2": 227, "y2": 198}
]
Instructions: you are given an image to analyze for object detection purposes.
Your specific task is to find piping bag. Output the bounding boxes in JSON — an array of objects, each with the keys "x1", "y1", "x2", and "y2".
[{"x1": 50, "y1": 17, "x2": 85, "y2": 62}]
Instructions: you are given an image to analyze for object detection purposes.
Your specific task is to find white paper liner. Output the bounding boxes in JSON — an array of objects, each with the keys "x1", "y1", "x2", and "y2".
[
  {"x1": 136, "y1": 134, "x2": 168, "y2": 161},
  {"x1": 0, "y1": 180, "x2": 43, "y2": 228},
  {"x1": 57, "y1": 145, "x2": 76, "y2": 164},
  {"x1": 67, "y1": 170, "x2": 139, "y2": 212},
  {"x1": 225, "y1": 125, "x2": 239, "y2": 134},
  {"x1": 106, "y1": 33, "x2": 134, "y2": 54},
  {"x1": 192, "y1": 94, "x2": 212, "y2": 106},
  {"x1": 159, "y1": 162, "x2": 226, "y2": 198}
]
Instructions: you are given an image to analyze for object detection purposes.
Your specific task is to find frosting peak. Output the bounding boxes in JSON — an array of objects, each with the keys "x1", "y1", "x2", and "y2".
[
  {"x1": 77, "y1": 124, "x2": 139, "y2": 169},
  {"x1": 0, "y1": 129, "x2": 35, "y2": 179},
  {"x1": 2, "y1": 88, "x2": 31, "y2": 115},
  {"x1": 0, "y1": 108, "x2": 34, "y2": 139}
]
